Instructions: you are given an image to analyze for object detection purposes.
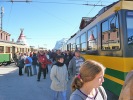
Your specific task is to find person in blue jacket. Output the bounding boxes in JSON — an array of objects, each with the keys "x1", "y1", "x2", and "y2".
[{"x1": 25, "y1": 53, "x2": 33, "y2": 77}]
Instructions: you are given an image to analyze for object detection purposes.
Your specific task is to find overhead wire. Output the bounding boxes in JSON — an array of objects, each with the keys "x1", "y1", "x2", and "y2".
[
  {"x1": 0, "y1": 0, "x2": 105, "y2": 6},
  {"x1": 69, "y1": 0, "x2": 102, "y2": 36}
]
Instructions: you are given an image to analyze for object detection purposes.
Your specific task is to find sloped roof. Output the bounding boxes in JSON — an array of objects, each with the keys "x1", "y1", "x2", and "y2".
[
  {"x1": 16, "y1": 29, "x2": 28, "y2": 45},
  {"x1": 89, "y1": 33, "x2": 95, "y2": 41},
  {"x1": 79, "y1": 17, "x2": 93, "y2": 30}
]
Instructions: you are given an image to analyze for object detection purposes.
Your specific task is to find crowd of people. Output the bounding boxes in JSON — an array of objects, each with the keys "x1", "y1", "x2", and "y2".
[{"x1": 12, "y1": 49, "x2": 132, "y2": 100}]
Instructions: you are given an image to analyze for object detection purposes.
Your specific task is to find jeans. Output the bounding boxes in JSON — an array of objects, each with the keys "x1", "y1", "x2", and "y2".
[
  {"x1": 32, "y1": 65, "x2": 37, "y2": 75},
  {"x1": 26, "y1": 66, "x2": 32, "y2": 76},
  {"x1": 53, "y1": 90, "x2": 67, "y2": 100}
]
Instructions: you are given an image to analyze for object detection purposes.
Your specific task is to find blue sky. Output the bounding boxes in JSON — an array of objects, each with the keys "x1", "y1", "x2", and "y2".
[{"x1": 0, "y1": 0, "x2": 118, "y2": 50}]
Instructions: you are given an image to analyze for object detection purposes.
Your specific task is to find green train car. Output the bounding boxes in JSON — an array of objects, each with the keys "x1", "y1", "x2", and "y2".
[
  {"x1": 0, "y1": 41, "x2": 31, "y2": 66},
  {"x1": 0, "y1": 53, "x2": 11, "y2": 65}
]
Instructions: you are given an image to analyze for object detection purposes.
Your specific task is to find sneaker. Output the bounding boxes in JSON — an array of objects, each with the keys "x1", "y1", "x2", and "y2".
[
  {"x1": 44, "y1": 77, "x2": 46, "y2": 79},
  {"x1": 37, "y1": 79, "x2": 40, "y2": 81}
]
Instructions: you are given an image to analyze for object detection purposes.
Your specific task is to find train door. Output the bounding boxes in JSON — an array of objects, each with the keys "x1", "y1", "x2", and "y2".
[{"x1": 12, "y1": 46, "x2": 15, "y2": 58}]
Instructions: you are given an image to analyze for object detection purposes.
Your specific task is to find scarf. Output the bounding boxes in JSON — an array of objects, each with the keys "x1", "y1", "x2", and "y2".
[{"x1": 55, "y1": 62, "x2": 64, "y2": 67}]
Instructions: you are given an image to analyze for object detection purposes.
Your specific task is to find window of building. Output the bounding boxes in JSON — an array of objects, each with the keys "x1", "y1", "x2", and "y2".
[
  {"x1": 1, "y1": 33, "x2": 2, "y2": 39},
  {"x1": 6, "y1": 36, "x2": 7, "y2": 40}
]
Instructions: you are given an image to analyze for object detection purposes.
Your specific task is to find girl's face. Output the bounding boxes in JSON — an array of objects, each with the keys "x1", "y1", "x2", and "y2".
[
  {"x1": 91, "y1": 71, "x2": 104, "y2": 88},
  {"x1": 58, "y1": 58, "x2": 64, "y2": 63}
]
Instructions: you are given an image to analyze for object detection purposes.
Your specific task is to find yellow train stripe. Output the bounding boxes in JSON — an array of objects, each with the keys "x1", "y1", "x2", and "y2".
[
  {"x1": 104, "y1": 74, "x2": 124, "y2": 85},
  {"x1": 82, "y1": 55, "x2": 133, "y2": 72}
]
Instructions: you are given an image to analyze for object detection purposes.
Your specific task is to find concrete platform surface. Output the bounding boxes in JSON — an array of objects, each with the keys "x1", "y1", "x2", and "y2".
[{"x1": 0, "y1": 64, "x2": 118, "y2": 100}]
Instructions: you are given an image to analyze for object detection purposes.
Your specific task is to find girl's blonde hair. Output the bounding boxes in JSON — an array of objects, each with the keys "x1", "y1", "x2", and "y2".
[{"x1": 71, "y1": 60, "x2": 105, "y2": 92}]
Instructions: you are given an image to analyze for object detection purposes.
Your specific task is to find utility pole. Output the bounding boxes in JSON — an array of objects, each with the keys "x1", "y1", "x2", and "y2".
[{"x1": 0, "y1": 7, "x2": 4, "y2": 30}]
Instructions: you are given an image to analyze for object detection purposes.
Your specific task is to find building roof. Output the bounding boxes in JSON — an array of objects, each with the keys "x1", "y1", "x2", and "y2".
[{"x1": 16, "y1": 29, "x2": 28, "y2": 45}]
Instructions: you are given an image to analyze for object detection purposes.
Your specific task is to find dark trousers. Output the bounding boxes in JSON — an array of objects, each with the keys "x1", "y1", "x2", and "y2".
[
  {"x1": 19, "y1": 67, "x2": 23, "y2": 75},
  {"x1": 38, "y1": 64, "x2": 46, "y2": 80},
  {"x1": 46, "y1": 65, "x2": 48, "y2": 73}
]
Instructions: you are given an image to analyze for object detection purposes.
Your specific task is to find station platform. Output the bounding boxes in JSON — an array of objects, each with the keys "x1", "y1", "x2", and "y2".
[{"x1": 0, "y1": 64, "x2": 118, "y2": 100}]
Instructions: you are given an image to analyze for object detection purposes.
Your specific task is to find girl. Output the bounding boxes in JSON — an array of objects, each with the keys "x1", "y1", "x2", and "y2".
[{"x1": 70, "y1": 60, "x2": 107, "y2": 100}]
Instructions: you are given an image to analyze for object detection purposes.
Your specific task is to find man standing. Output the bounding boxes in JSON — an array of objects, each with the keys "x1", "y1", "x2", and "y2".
[
  {"x1": 18, "y1": 53, "x2": 25, "y2": 76},
  {"x1": 32, "y1": 52, "x2": 38, "y2": 75},
  {"x1": 37, "y1": 50, "x2": 51, "y2": 81},
  {"x1": 68, "y1": 50, "x2": 85, "y2": 78}
]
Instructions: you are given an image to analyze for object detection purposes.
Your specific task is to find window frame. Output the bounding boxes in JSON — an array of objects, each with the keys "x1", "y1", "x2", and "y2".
[
  {"x1": 81, "y1": 32, "x2": 87, "y2": 51},
  {"x1": 101, "y1": 14, "x2": 121, "y2": 51},
  {"x1": 87, "y1": 26, "x2": 98, "y2": 51}
]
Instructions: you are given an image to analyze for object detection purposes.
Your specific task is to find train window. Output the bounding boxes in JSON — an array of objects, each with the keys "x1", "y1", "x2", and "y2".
[
  {"x1": 76, "y1": 37, "x2": 80, "y2": 51},
  {"x1": 76, "y1": 37, "x2": 80, "y2": 45},
  {"x1": 87, "y1": 26, "x2": 97, "y2": 51},
  {"x1": 81, "y1": 33, "x2": 87, "y2": 51},
  {"x1": 76, "y1": 44, "x2": 80, "y2": 51},
  {"x1": 102, "y1": 15, "x2": 120, "y2": 50},
  {"x1": 67, "y1": 44, "x2": 71, "y2": 51},
  {"x1": 126, "y1": 11, "x2": 133, "y2": 49},
  {"x1": 72, "y1": 43, "x2": 76, "y2": 51},
  {"x1": 0, "y1": 46, "x2": 4, "y2": 53},
  {"x1": 81, "y1": 33, "x2": 86, "y2": 43},
  {"x1": 6, "y1": 47, "x2": 10, "y2": 53}
]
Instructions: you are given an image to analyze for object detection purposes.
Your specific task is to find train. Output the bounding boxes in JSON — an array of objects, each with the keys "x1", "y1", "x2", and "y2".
[
  {"x1": 61, "y1": 0, "x2": 133, "y2": 96},
  {"x1": 0, "y1": 40, "x2": 31, "y2": 65},
  {"x1": 0, "y1": 29, "x2": 35, "y2": 66}
]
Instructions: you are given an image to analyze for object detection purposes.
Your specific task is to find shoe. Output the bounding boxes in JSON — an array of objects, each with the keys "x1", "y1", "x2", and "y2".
[
  {"x1": 44, "y1": 77, "x2": 46, "y2": 79},
  {"x1": 37, "y1": 79, "x2": 40, "y2": 81}
]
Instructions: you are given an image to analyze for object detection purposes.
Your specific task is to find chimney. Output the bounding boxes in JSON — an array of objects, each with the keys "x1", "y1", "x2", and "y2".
[{"x1": 12, "y1": 39, "x2": 14, "y2": 42}]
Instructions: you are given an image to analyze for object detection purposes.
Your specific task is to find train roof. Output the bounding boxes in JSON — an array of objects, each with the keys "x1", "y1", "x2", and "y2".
[{"x1": 67, "y1": 0, "x2": 133, "y2": 43}]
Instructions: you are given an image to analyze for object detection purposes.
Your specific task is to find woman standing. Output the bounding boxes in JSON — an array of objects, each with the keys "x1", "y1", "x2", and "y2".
[
  {"x1": 50, "y1": 55, "x2": 68, "y2": 100},
  {"x1": 18, "y1": 53, "x2": 25, "y2": 76},
  {"x1": 70, "y1": 60, "x2": 107, "y2": 100}
]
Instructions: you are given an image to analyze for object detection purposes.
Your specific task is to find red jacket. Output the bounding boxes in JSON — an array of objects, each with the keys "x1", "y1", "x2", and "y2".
[{"x1": 38, "y1": 54, "x2": 52, "y2": 68}]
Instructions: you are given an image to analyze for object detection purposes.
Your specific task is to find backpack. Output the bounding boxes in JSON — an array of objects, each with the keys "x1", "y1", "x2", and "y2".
[{"x1": 25, "y1": 58, "x2": 30, "y2": 64}]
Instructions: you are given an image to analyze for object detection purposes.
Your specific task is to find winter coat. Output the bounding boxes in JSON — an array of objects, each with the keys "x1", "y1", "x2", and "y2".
[
  {"x1": 119, "y1": 70, "x2": 133, "y2": 100},
  {"x1": 50, "y1": 64, "x2": 68, "y2": 91},
  {"x1": 32, "y1": 54, "x2": 38, "y2": 65},
  {"x1": 38, "y1": 54, "x2": 52, "y2": 68},
  {"x1": 18, "y1": 59, "x2": 25, "y2": 68}
]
